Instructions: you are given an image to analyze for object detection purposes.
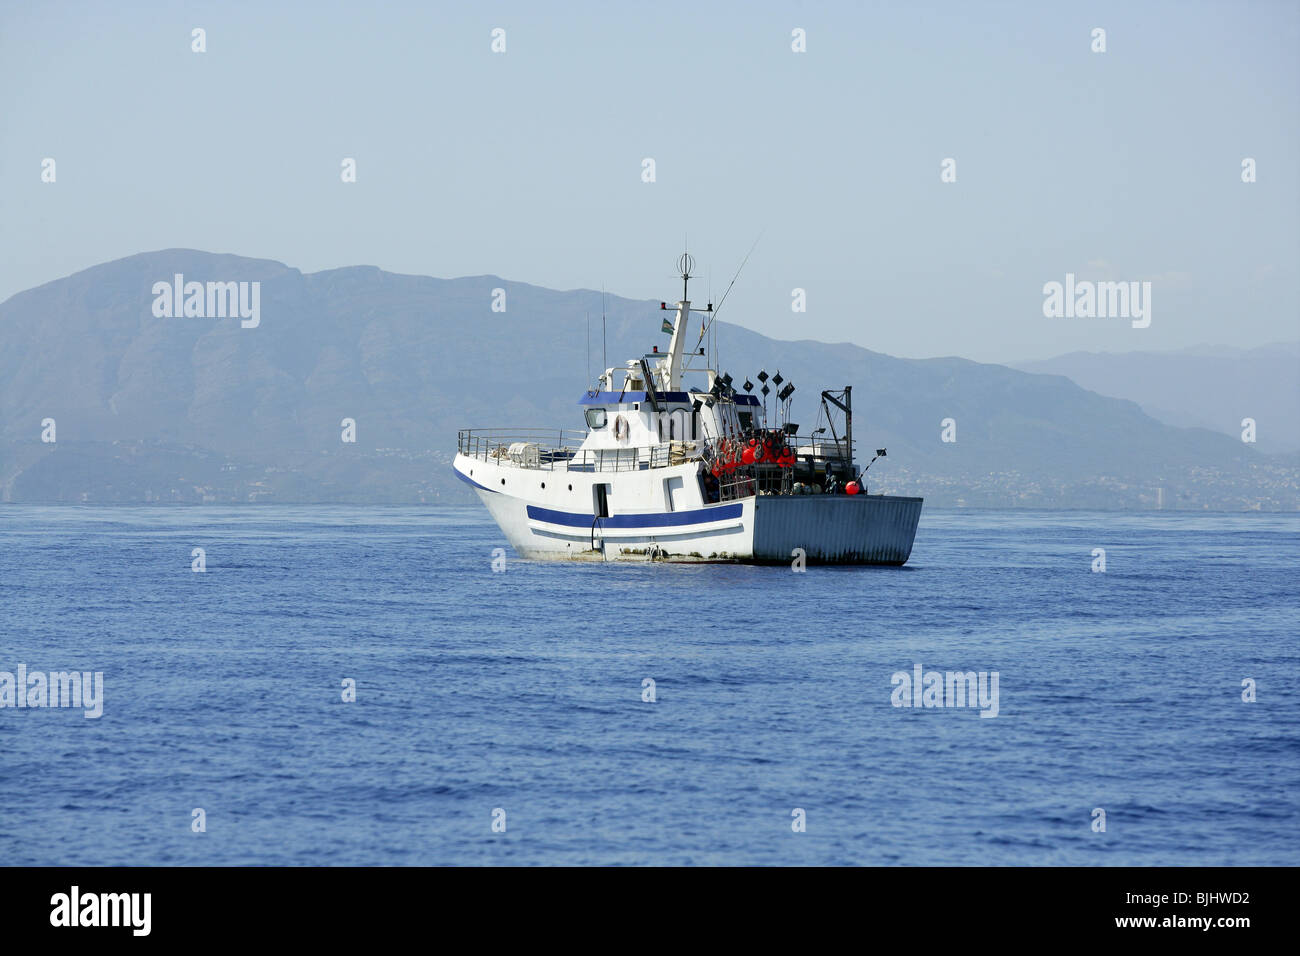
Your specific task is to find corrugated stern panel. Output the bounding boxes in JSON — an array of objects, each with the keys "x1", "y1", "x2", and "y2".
[{"x1": 752, "y1": 494, "x2": 924, "y2": 565}]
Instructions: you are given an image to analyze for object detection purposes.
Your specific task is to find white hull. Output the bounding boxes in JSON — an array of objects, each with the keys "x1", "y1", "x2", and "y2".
[
  {"x1": 454, "y1": 453, "x2": 921, "y2": 564},
  {"x1": 455, "y1": 453, "x2": 752, "y2": 561}
]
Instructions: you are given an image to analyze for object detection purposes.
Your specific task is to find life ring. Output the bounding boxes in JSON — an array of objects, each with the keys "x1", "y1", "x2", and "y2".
[{"x1": 613, "y1": 414, "x2": 629, "y2": 442}]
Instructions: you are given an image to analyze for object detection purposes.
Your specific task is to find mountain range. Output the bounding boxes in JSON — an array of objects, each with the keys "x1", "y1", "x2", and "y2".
[
  {"x1": 1014, "y1": 343, "x2": 1300, "y2": 454},
  {"x1": 1, "y1": 250, "x2": 1295, "y2": 510}
]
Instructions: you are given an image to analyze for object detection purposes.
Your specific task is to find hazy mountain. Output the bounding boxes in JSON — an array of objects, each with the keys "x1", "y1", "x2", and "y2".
[
  {"x1": 1, "y1": 250, "x2": 1294, "y2": 509},
  {"x1": 1013, "y1": 344, "x2": 1300, "y2": 453}
]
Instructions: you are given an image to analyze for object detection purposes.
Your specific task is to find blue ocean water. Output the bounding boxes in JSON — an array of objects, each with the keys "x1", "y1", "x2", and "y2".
[{"x1": 0, "y1": 505, "x2": 1296, "y2": 866}]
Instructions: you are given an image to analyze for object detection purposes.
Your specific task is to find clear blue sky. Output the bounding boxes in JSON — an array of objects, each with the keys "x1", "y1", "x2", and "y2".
[{"x1": 2, "y1": 0, "x2": 1296, "y2": 362}]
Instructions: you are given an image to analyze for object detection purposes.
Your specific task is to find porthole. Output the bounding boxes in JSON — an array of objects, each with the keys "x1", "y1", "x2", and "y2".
[
  {"x1": 541, "y1": 482, "x2": 546, "y2": 489},
  {"x1": 500, "y1": 478, "x2": 505, "y2": 486},
  {"x1": 568, "y1": 484, "x2": 573, "y2": 491}
]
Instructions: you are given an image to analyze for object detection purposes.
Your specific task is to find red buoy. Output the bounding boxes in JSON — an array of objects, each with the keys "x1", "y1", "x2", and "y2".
[
  {"x1": 741, "y1": 447, "x2": 755, "y2": 465},
  {"x1": 845, "y1": 481, "x2": 860, "y2": 495}
]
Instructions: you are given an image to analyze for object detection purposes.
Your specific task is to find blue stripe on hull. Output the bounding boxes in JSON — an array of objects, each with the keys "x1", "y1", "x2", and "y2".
[
  {"x1": 453, "y1": 466, "x2": 496, "y2": 492},
  {"x1": 527, "y1": 503, "x2": 742, "y2": 529}
]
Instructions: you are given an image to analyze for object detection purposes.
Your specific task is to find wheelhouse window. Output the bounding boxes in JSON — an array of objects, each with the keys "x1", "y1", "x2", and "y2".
[{"x1": 585, "y1": 408, "x2": 608, "y2": 429}]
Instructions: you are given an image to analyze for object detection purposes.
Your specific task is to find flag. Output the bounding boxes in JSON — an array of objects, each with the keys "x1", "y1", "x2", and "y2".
[{"x1": 662, "y1": 318, "x2": 673, "y2": 334}]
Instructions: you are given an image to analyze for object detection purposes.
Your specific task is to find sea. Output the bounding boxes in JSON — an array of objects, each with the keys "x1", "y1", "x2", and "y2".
[{"x1": 1, "y1": 506, "x2": 1296, "y2": 866}]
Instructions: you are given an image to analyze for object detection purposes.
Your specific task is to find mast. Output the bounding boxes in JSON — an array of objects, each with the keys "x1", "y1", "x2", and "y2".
[
  {"x1": 845, "y1": 385, "x2": 852, "y2": 467},
  {"x1": 662, "y1": 252, "x2": 710, "y2": 391}
]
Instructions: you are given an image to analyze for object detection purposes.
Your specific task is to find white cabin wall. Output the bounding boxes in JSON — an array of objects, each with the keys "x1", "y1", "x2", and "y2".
[{"x1": 581, "y1": 401, "x2": 709, "y2": 452}]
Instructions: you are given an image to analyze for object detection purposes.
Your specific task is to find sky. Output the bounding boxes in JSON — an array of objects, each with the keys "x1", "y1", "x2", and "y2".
[{"x1": 1, "y1": 0, "x2": 1297, "y2": 363}]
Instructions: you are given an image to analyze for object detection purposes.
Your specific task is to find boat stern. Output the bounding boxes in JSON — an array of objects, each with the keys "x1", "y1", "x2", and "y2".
[{"x1": 752, "y1": 493, "x2": 923, "y2": 565}]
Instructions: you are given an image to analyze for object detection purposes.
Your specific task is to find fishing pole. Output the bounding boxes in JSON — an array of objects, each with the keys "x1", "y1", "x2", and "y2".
[{"x1": 695, "y1": 231, "x2": 763, "y2": 353}]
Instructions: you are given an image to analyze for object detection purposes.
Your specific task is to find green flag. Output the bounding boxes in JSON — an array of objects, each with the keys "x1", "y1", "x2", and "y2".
[{"x1": 662, "y1": 318, "x2": 673, "y2": 334}]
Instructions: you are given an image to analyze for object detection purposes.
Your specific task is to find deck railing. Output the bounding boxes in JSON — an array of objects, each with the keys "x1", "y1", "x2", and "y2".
[
  {"x1": 457, "y1": 428, "x2": 702, "y2": 473},
  {"x1": 457, "y1": 428, "x2": 859, "y2": 492}
]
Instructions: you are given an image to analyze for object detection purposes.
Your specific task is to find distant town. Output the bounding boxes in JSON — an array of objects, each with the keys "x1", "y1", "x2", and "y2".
[{"x1": 4, "y1": 439, "x2": 1296, "y2": 511}]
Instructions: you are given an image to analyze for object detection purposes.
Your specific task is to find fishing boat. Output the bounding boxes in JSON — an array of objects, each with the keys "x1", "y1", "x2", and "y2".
[{"x1": 453, "y1": 254, "x2": 923, "y2": 563}]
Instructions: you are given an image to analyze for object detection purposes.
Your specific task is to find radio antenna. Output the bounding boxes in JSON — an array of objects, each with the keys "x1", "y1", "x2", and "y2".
[
  {"x1": 697, "y1": 231, "x2": 762, "y2": 353},
  {"x1": 708, "y1": 268, "x2": 713, "y2": 368}
]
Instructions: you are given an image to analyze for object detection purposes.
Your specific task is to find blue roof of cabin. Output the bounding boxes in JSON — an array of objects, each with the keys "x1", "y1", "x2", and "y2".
[
  {"x1": 579, "y1": 390, "x2": 762, "y2": 406},
  {"x1": 579, "y1": 390, "x2": 693, "y2": 405}
]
